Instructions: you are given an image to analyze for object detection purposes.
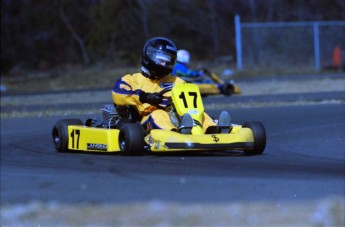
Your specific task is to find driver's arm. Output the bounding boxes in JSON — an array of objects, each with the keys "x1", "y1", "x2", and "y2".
[{"x1": 112, "y1": 74, "x2": 140, "y2": 106}]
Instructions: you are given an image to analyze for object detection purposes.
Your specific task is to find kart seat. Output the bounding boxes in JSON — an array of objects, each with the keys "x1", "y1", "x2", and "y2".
[{"x1": 114, "y1": 104, "x2": 142, "y2": 122}]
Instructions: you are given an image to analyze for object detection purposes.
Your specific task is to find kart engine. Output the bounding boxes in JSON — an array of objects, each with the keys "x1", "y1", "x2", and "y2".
[{"x1": 101, "y1": 104, "x2": 120, "y2": 128}]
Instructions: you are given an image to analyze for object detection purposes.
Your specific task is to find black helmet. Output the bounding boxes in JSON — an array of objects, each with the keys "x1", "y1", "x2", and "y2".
[{"x1": 142, "y1": 37, "x2": 177, "y2": 79}]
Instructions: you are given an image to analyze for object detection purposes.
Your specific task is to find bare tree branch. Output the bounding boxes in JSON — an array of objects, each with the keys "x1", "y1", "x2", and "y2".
[
  {"x1": 58, "y1": 1, "x2": 90, "y2": 65},
  {"x1": 137, "y1": 0, "x2": 150, "y2": 39}
]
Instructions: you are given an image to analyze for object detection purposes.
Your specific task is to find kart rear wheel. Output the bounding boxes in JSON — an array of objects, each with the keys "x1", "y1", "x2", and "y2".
[
  {"x1": 52, "y1": 119, "x2": 83, "y2": 152},
  {"x1": 119, "y1": 123, "x2": 145, "y2": 156},
  {"x1": 221, "y1": 81, "x2": 234, "y2": 96},
  {"x1": 242, "y1": 121, "x2": 266, "y2": 155}
]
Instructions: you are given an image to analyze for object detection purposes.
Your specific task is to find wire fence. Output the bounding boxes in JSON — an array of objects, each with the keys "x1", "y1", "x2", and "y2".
[{"x1": 235, "y1": 15, "x2": 345, "y2": 71}]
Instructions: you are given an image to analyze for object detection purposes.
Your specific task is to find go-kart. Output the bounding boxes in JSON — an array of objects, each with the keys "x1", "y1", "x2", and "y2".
[
  {"x1": 52, "y1": 83, "x2": 265, "y2": 155},
  {"x1": 179, "y1": 68, "x2": 241, "y2": 96}
]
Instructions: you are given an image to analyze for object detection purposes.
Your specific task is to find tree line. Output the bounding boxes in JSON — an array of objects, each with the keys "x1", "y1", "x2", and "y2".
[{"x1": 2, "y1": 0, "x2": 344, "y2": 74}]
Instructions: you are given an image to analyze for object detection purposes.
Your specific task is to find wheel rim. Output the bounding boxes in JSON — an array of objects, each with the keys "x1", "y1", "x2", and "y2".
[
  {"x1": 223, "y1": 84, "x2": 233, "y2": 95},
  {"x1": 119, "y1": 133, "x2": 127, "y2": 151},
  {"x1": 52, "y1": 128, "x2": 61, "y2": 147},
  {"x1": 54, "y1": 136, "x2": 60, "y2": 146}
]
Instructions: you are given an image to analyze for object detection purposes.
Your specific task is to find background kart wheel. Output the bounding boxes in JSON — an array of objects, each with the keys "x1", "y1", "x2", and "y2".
[
  {"x1": 242, "y1": 121, "x2": 266, "y2": 155},
  {"x1": 119, "y1": 123, "x2": 145, "y2": 156},
  {"x1": 221, "y1": 81, "x2": 235, "y2": 96},
  {"x1": 52, "y1": 119, "x2": 83, "y2": 152}
]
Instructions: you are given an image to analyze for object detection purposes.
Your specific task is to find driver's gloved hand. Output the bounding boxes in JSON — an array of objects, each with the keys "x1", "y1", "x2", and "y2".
[
  {"x1": 198, "y1": 68, "x2": 209, "y2": 75},
  {"x1": 139, "y1": 91, "x2": 162, "y2": 106}
]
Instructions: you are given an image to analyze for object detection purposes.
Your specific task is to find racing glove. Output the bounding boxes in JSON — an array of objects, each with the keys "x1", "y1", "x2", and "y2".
[{"x1": 139, "y1": 91, "x2": 162, "y2": 106}]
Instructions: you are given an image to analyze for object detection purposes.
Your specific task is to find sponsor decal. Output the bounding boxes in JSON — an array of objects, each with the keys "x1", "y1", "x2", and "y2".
[
  {"x1": 87, "y1": 143, "x2": 107, "y2": 151},
  {"x1": 211, "y1": 135, "x2": 219, "y2": 143}
]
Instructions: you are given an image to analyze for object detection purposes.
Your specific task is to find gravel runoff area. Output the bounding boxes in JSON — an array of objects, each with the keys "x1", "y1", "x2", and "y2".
[{"x1": 1, "y1": 74, "x2": 344, "y2": 226}]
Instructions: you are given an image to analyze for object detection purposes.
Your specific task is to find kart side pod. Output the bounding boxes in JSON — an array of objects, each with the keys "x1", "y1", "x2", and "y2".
[
  {"x1": 52, "y1": 119, "x2": 121, "y2": 152},
  {"x1": 146, "y1": 128, "x2": 254, "y2": 152},
  {"x1": 52, "y1": 119, "x2": 146, "y2": 155}
]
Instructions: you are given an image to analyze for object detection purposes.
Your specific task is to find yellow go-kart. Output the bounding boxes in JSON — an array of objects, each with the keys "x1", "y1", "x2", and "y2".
[
  {"x1": 52, "y1": 84, "x2": 265, "y2": 156},
  {"x1": 179, "y1": 68, "x2": 241, "y2": 96}
]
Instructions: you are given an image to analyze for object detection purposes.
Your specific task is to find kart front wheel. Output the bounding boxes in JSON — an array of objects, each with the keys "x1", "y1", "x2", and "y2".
[
  {"x1": 243, "y1": 121, "x2": 266, "y2": 155},
  {"x1": 52, "y1": 119, "x2": 83, "y2": 152},
  {"x1": 119, "y1": 123, "x2": 145, "y2": 156},
  {"x1": 221, "y1": 81, "x2": 235, "y2": 96}
]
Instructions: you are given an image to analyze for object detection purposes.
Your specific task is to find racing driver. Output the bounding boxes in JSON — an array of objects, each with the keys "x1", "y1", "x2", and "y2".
[
  {"x1": 111, "y1": 37, "x2": 230, "y2": 133},
  {"x1": 172, "y1": 49, "x2": 204, "y2": 82}
]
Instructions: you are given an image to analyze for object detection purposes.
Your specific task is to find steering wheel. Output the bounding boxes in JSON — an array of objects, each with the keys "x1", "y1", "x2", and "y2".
[
  {"x1": 158, "y1": 87, "x2": 172, "y2": 96},
  {"x1": 156, "y1": 87, "x2": 173, "y2": 109},
  {"x1": 199, "y1": 68, "x2": 211, "y2": 75}
]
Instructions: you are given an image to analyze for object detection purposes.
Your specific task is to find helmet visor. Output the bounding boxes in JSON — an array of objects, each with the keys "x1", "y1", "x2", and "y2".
[{"x1": 146, "y1": 46, "x2": 175, "y2": 68}]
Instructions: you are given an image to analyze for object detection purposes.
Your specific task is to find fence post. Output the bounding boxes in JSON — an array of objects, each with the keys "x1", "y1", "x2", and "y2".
[
  {"x1": 313, "y1": 23, "x2": 320, "y2": 71},
  {"x1": 235, "y1": 15, "x2": 243, "y2": 70}
]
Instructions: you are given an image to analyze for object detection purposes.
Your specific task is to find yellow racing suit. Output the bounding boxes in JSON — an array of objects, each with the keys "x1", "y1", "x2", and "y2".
[{"x1": 112, "y1": 72, "x2": 216, "y2": 132}]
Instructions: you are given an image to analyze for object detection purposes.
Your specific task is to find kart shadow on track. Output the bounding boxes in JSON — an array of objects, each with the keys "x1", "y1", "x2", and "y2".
[
  {"x1": 150, "y1": 150, "x2": 249, "y2": 157},
  {"x1": 56, "y1": 150, "x2": 249, "y2": 157}
]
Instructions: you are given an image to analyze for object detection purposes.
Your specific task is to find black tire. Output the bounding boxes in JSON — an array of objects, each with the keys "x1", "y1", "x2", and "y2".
[
  {"x1": 119, "y1": 123, "x2": 145, "y2": 156},
  {"x1": 221, "y1": 81, "x2": 234, "y2": 96},
  {"x1": 242, "y1": 121, "x2": 266, "y2": 155},
  {"x1": 52, "y1": 119, "x2": 83, "y2": 152}
]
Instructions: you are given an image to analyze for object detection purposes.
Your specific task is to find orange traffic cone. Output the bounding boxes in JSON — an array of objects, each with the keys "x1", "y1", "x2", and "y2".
[{"x1": 332, "y1": 46, "x2": 341, "y2": 71}]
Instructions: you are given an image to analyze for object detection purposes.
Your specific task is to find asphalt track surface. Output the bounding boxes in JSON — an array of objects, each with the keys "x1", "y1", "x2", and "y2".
[{"x1": 1, "y1": 92, "x2": 345, "y2": 205}]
